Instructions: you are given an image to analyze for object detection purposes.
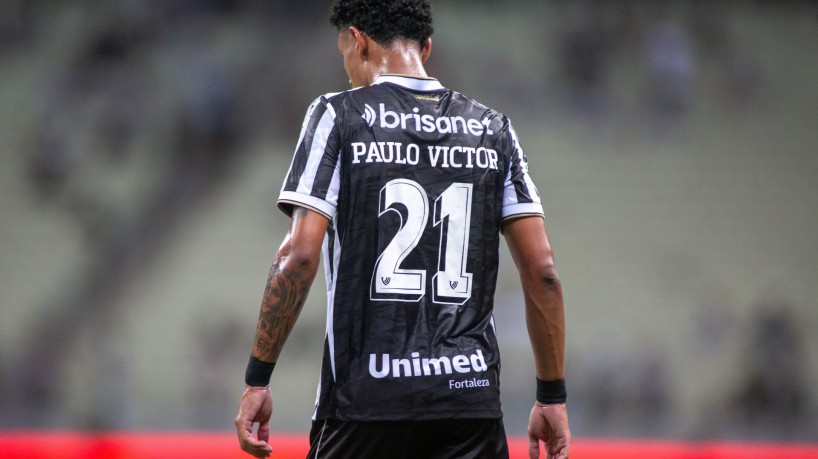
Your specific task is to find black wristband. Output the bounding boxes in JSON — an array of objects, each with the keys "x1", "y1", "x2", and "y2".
[
  {"x1": 536, "y1": 377, "x2": 567, "y2": 404},
  {"x1": 245, "y1": 356, "x2": 276, "y2": 387}
]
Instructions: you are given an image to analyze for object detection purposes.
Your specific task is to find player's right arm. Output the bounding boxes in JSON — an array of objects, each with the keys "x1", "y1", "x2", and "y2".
[
  {"x1": 236, "y1": 206, "x2": 329, "y2": 459},
  {"x1": 504, "y1": 215, "x2": 570, "y2": 459}
]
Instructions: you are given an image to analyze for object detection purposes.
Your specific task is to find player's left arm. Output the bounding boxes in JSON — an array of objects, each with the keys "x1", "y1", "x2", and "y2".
[
  {"x1": 503, "y1": 215, "x2": 564, "y2": 382},
  {"x1": 504, "y1": 215, "x2": 570, "y2": 459},
  {"x1": 236, "y1": 206, "x2": 328, "y2": 459}
]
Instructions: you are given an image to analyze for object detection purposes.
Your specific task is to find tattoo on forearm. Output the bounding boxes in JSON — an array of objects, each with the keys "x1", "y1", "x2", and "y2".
[
  {"x1": 253, "y1": 260, "x2": 312, "y2": 361},
  {"x1": 255, "y1": 330, "x2": 273, "y2": 355}
]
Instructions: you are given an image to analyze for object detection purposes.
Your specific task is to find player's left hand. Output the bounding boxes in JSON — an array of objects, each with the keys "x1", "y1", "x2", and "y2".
[
  {"x1": 236, "y1": 385, "x2": 274, "y2": 458},
  {"x1": 528, "y1": 402, "x2": 570, "y2": 459}
]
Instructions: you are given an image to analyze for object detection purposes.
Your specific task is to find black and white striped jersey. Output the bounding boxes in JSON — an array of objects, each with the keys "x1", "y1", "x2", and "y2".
[{"x1": 278, "y1": 75, "x2": 543, "y2": 422}]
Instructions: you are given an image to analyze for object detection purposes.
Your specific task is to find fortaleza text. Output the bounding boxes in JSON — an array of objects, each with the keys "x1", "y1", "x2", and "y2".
[
  {"x1": 449, "y1": 377, "x2": 490, "y2": 389},
  {"x1": 351, "y1": 141, "x2": 499, "y2": 170}
]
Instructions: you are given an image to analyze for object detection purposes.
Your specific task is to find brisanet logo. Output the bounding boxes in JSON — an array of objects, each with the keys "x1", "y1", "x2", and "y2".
[
  {"x1": 363, "y1": 103, "x2": 495, "y2": 136},
  {"x1": 362, "y1": 104, "x2": 376, "y2": 127}
]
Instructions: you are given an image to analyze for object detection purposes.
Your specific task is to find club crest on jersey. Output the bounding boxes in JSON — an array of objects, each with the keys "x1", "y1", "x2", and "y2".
[
  {"x1": 381, "y1": 277, "x2": 391, "y2": 285},
  {"x1": 449, "y1": 281, "x2": 458, "y2": 289}
]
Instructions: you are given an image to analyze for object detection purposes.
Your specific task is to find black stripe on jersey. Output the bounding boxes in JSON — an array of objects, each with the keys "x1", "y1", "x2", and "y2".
[
  {"x1": 284, "y1": 97, "x2": 330, "y2": 193},
  {"x1": 326, "y1": 220, "x2": 336, "y2": 282},
  {"x1": 310, "y1": 137, "x2": 341, "y2": 201},
  {"x1": 507, "y1": 131, "x2": 534, "y2": 204}
]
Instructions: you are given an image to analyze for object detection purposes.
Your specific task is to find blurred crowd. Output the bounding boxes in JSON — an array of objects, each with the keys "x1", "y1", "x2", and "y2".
[
  {"x1": 0, "y1": 0, "x2": 815, "y2": 441},
  {"x1": 569, "y1": 297, "x2": 812, "y2": 439}
]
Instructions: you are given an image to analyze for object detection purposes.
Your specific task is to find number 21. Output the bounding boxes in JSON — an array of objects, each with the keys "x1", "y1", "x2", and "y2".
[{"x1": 371, "y1": 179, "x2": 473, "y2": 305}]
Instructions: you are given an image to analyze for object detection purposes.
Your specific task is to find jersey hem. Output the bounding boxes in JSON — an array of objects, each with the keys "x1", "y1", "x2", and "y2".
[
  {"x1": 501, "y1": 203, "x2": 544, "y2": 220},
  {"x1": 314, "y1": 409, "x2": 503, "y2": 422},
  {"x1": 278, "y1": 192, "x2": 336, "y2": 219}
]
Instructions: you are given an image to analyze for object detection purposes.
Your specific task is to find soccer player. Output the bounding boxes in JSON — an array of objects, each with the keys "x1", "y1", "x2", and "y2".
[{"x1": 235, "y1": 1, "x2": 571, "y2": 458}]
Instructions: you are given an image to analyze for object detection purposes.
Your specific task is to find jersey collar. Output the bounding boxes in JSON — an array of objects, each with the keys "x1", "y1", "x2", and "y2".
[{"x1": 373, "y1": 74, "x2": 444, "y2": 92}]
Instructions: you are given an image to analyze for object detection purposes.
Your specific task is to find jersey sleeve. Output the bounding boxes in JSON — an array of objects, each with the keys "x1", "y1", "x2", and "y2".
[
  {"x1": 501, "y1": 122, "x2": 544, "y2": 220},
  {"x1": 277, "y1": 95, "x2": 343, "y2": 220}
]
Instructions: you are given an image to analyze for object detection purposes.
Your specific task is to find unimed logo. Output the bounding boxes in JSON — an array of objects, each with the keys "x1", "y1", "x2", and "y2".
[
  {"x1": 363, "y1": 103, "x2": 495, "y2": 136},
  {"x1": 368, "y1": 349, "x2": 488, "y2": 379}
]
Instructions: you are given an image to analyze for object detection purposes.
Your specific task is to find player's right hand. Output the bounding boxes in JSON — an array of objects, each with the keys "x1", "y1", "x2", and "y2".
[{"x1": 236, "y1": 385, "x2": 274, "y2": 458}]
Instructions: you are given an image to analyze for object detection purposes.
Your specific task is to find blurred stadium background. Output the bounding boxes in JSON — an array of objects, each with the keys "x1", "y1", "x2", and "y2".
[{"x1": 1, "y1": 0, "x2": 816, "y2": 447}]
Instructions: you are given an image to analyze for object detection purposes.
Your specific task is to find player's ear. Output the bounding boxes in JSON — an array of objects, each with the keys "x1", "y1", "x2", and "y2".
[
  {"x1": 349, "y1": 26, "x2": 369, "y2": 59},
  {"x1": 421, "y1": 37, "x2": 432, "y2": 63}
]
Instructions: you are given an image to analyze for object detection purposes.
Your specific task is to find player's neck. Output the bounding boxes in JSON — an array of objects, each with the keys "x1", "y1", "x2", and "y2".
[
  {"x1": 377, "y1": 55, "x2": 428, "y2": 79},
  {"x1": 368, "y1": 40, "x2": 429, "y2": 84}
]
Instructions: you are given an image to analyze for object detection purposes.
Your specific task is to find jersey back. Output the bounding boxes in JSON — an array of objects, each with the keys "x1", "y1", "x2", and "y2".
[{"x1": 278, "y1": 75, "x2": 543, "y2": 421}]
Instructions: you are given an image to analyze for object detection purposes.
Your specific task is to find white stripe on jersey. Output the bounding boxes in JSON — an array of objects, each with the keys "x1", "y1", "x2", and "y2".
[
  {"x1": 324, "y1": 225, "x2": 343, "y2": 382},
  {"x1": 502, "y1": 125, "x2": 544, "y2": 219},
  {"x1": 296, "y1": 106, "x2": 336, "y2": 196},
  {"x1": 325, "y1": 160, "x2": 342, "y2": 212}
]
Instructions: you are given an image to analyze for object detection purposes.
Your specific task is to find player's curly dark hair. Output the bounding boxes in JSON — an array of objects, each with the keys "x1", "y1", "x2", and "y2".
[{"x1": 330, "y1": 0, "x2": 433, "y2": 48}]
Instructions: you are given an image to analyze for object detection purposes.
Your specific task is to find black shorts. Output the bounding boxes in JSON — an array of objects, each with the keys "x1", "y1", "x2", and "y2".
[{"x1": 307, "y1": 418, "x2": 509, "y2": 459}]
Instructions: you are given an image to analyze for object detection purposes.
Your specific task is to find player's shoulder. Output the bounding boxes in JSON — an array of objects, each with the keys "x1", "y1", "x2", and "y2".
[
  {"x1": 447, "y1": 89, "x2": 513, "y2": 137},
  {"x1": 302, "y1": 86, "x2": 373, "y2": 120},
  {"x1": 449, "y1": 89, "x2": 491, "y2": 110},
  {"x1": 445, "y1": 86, "x2": 506, "y2": 115}
]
